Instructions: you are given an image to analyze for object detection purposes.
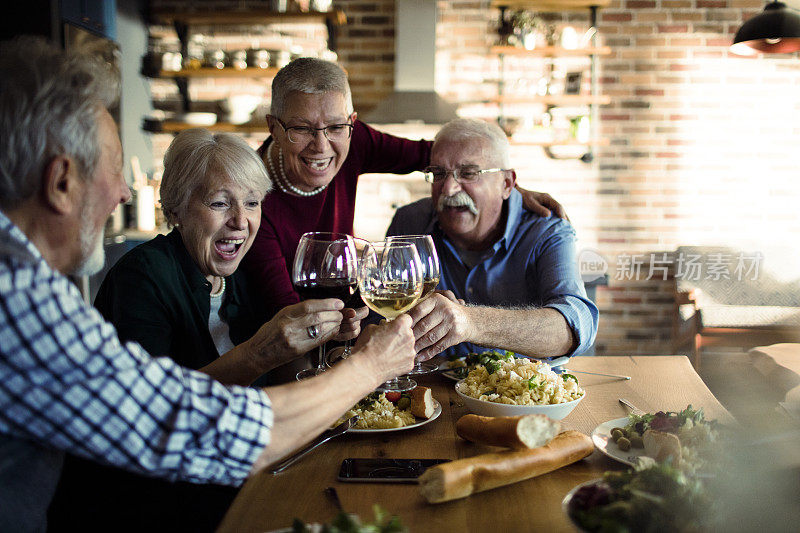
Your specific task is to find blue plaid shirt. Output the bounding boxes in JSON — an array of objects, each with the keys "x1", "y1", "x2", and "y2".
[
  {"x1": 0, "y1": 211, "x2": 273, "y2": 530},
  {"x1": 387, "y1": 189, "x2": 599, "y2": 358}
]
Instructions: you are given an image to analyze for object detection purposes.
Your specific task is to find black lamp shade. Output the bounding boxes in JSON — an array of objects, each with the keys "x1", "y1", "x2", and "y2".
[{"x1": 731, "y1": 1, "x2": 800, "y2": 55}]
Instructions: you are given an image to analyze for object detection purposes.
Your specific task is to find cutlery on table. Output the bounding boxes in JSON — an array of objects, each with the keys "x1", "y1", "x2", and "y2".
[
  {"x1": 618, "y1": 398, "x2": 644, "y2": 414},
  {"x1": 268, "y1": 416, "x2": 358, "y2": 474}
]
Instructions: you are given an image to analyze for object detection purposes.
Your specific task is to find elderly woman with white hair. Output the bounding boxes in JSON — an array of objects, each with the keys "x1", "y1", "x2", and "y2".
[{"x1": 92, "y1": 128, "x2": 361, "y2": 377}]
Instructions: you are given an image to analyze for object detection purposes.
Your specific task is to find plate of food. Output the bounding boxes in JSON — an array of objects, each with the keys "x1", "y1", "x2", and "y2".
[
  {"x1": 439, "y1": 351, "x2": 570, "y2": 381},
  {"x1": 455, "y1": 357, "x2": 585, "y2": 420},
  {"x1": 591, "y1": 405, "x2": 721, "y2": 474},
  {"x1": 336, "y1": 387, "x2": 441, "y2": 434},
  {"x1": 562, "y1": 462, "x2": 715, "y2": 532}
]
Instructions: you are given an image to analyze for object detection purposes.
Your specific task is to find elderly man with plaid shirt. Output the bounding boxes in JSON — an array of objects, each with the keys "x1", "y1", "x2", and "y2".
[{"x1": 0, "y1": 37, "x2": 416, "y2": 532}]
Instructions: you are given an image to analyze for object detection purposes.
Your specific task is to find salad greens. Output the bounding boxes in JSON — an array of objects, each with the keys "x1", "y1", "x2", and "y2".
[
  {"x1": 292, "y1": 505, "x2": 406, "y2": 533},
  {"x1": 569, "y1": 462, "x2": 715, "y2": 533},
  {"x1": 447, "y1": 350, "x2": 515, "y2": 378},
  {"x1": 617, "y1": 405, "x2": 720, "y2": 474}
]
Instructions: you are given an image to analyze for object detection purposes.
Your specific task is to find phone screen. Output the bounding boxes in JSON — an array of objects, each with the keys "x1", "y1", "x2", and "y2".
[{"x1": 337, "y1": 458, "x2": 449, "y2": 483}]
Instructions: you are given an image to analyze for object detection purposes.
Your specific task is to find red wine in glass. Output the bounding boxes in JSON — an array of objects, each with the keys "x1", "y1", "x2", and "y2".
[{"x1": 294, "y1": 279, "x2": 356, "y2": 303}]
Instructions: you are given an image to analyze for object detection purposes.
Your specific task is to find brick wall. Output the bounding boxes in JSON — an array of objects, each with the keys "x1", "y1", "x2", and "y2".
[
  {"x1": 144, "y1": 0, "x2": 800, "y2": 357},
  {"x1": 429, "y1": 0, "x2": 800, "y2": 357}
]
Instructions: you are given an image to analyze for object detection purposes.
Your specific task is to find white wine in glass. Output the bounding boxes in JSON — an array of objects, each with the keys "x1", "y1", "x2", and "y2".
[
  {"x1": 358, "y1": 240, "x2": 423, "y2": 392},
  {"x1": 386, "y1": 235, "x2": 441, "y2": 375}
]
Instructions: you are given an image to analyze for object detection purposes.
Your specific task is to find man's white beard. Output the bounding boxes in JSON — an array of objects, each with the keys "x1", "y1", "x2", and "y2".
[{"x1": 74, "y1": 204, "x2": 106, "y2": 277}]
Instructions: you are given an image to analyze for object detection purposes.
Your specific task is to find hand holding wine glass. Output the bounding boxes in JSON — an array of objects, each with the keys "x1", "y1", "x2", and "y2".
[
  {"x1": 386, "y1": 234, "x2": 441, "y2": 375},
  {"x1": 358, "y1": 240, "x2": 423, "y2": 392},
  {"x1": 292, "y1": 232, "x2": 357, "y2": 380}
]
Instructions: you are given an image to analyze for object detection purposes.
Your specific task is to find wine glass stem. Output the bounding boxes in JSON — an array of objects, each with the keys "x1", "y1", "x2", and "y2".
[{"x1": 318, "y1": 343, "x2": 326, "y2": 370}]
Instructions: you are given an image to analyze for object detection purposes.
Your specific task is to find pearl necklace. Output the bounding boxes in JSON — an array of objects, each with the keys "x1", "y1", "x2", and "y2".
[
  {"x1": 266, "y1": 141, "x2": 328, "y2": 197},
  {"x1": 210, "y1": 276, "x2": 225, "y2": 298}
]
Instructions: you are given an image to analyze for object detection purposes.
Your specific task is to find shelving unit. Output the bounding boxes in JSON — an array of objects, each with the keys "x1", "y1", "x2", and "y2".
[
  {"x1": 150, "y1": 121, "x2": 271, "y2": 134},
  {"x1": 154, "y1": 67, "x2": 280, "y2": 79},
  {"x1": 491, "y1": 0, "x2": 611, "y2": 161},
  {"x1": 143, "y1": 8, "x2": 346, "y2": 134}
]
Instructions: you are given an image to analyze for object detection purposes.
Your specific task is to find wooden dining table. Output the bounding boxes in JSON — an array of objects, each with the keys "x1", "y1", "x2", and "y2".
[{"x1": 217, "y1": 355, "x2": 736, "y2": 532}]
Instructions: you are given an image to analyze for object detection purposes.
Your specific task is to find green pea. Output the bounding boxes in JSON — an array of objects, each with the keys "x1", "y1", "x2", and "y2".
[
  {"x1": 397, "y1": 397, "x2": 411, "y2": 411},
  {"x1": 611, "y1": 429, "x2": 624, "y2": 442},
  {"x1": 617, "y1": 437, "x2": 631, "y2": 451}
]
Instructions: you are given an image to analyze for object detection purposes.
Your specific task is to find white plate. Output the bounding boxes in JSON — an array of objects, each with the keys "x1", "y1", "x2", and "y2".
[
  {"x1": 591, "y1": 417, "x2": 646, "y2": 467},
  {"x1": 440, "y1": 355, "x2": 570, "y2": 381},
  {"x1": 349, "y1": 400, "x2": 442, "y2": 434}
]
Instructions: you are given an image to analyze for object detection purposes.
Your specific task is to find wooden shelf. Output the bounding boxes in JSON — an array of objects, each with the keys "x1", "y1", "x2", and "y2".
[
  {"x1": 154, "y1": 67, "x2": 280, "y2": 79},
  {"x1": 509, "y1": 137, "x2": 609, "y2": 147},
  {"x1": 492, "y1": 94, "x2": 611, "y2": 105},
  {"x1": 491, "y1": 45, "x2": 612, "y2": 57},
  {"x1": 491, "y1": 0, "x2": 611, "y2": 10},
  {"x1": 145, "y1": 121, "x2": 271, "y2": 134},
  {"x1": 150, "y1": 9, "x2": 346, "y2": 27}
]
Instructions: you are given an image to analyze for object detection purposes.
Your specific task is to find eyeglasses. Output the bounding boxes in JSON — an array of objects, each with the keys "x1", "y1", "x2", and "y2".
[
  {"x1": 423, "y1": 166, "x2": 507, "y2": 184},
  {"x1": 273, "y1": 117, "x2": 354, "y2": 144}
]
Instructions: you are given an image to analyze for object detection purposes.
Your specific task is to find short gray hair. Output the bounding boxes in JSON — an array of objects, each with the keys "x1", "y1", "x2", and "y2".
[
  {"x1": 0, "y1": 36, "x2": 120, "y2": 209},
  {"x1": 433, "y1": 118, "x2": 511, "y2": 168},
  {"x1": 270, "y1": 57, "x2": 354, "y2": 118},
  {"x1": 160, "y1": 129, "x2": 272, "y2": 226}
]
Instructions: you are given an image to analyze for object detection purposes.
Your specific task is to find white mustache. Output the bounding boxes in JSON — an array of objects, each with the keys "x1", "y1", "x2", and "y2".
[{"x1": 437, "y1": 191, "x2": 478, "y2": 216}]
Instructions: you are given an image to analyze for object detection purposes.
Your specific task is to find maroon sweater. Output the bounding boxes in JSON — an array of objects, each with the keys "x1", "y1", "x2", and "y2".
[{"x1": 243, "y1": 120, "x2": 432, "y2": 314}]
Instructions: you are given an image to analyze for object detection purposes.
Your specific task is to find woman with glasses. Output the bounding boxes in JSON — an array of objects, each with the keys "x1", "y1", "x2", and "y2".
[{"x1": 242, "y1": 59, "x2": 566, "y2": 381}]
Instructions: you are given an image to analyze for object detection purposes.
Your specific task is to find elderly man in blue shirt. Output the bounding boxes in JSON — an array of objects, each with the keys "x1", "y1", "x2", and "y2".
[{"x1": 387, "y1": 118, "x2": 598, "y2": 362}]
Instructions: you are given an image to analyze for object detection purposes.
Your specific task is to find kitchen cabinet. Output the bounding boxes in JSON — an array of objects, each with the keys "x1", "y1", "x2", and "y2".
[
  {"x1": 143, "y1": 7, "x2": 346, "y2": 134},
  {"x1": 490, "y1": 0, "x2": 611, "y2": 160}
]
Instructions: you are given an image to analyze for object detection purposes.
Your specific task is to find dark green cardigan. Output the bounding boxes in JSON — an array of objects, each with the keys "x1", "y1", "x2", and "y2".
[{"x1": 93, "y1": 228, "x2": 267, "y2": 368}]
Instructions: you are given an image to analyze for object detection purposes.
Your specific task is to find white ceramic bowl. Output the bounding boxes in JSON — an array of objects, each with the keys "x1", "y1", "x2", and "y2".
[
  {"x1": 455, "y1": 380, "x2": 584, "y2": 420},
  {"x1": 179, "y1": 112, "x2": 217, "y2": 126}
]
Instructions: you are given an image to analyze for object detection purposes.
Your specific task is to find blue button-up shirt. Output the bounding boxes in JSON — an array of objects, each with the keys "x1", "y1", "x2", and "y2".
[{"x1": 387, "y1": 189, "x2": 599, "y2": 358}]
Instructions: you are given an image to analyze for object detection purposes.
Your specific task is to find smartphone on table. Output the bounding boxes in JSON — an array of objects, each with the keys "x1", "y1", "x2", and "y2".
[{"x1": 337, "y1": 458, "x2": 449, "y2": 483}]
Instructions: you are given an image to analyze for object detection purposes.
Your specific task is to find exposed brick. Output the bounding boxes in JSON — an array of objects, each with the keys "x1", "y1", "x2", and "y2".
[
  {"x1": 602, "y1": 13, "x2": 634, "y2": 22},
  {"x1": 659, "y1": 24, "x2": 689, "y2": 33}
]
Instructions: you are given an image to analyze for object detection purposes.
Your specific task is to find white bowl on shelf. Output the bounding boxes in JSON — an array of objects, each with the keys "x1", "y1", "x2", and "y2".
[
  {"x1": 177, "y1": 112, "x2": 217, "y2": 126},
  {"x1": 455, "y1": 380, "x2": 584, "y2": 420}
]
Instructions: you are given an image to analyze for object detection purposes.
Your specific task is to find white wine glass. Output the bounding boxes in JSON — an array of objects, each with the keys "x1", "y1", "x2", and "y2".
[
  {"x1": 386, "y1": 234, "x2": 441, "y2": 375},
  {"x1": 293, "y1": 232, "x2": 357, "y2": 380},
  {"x1": 358, "y1": 240, "x2": 423, "y2": 392}
]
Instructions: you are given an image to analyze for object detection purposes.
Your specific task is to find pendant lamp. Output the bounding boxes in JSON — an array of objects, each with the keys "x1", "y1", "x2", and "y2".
[{"x1": 731, "y1": 1, "x2": 800, "y2": 55}]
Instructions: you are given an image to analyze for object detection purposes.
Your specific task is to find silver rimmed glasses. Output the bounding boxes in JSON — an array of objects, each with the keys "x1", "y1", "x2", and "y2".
[{"x1": 272, "y1": 116, "x2": 354, "y2": 144}]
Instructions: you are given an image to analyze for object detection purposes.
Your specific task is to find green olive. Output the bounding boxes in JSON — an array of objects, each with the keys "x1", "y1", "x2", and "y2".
[
  {"x1": 617, "y1": 437, "x2": 631, "y2": 451},
  {"x1": 610, "y1": 429, "x2": 624, "y2": 442},
  {"x1": 397, "y1": 397, "x2": 411, "y2": 411},
  {"x1": 629, "y1": 435, "x2": 644, "y2": 448}
]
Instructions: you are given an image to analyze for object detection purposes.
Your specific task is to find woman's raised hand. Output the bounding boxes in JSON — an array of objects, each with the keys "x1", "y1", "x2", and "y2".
[{"x1": 249, "y1": 299, "x2": 347, "y2": 368}]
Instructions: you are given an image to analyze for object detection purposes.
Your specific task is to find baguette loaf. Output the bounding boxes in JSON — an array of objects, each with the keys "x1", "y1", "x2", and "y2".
[
  {"x1": 418, "y1": 430, "x2": 593, "y2": 503},
  {"x1": 456, "y1": 414, "x2": 560, "y2": 450},
  {"x1": 411, "y1": 386, "x2": 435, "y2": 419}
]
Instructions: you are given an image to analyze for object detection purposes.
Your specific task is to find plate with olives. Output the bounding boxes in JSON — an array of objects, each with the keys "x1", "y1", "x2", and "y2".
[{"x1": 590, "y1": 417, "x2": 649, "y2": 467}]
